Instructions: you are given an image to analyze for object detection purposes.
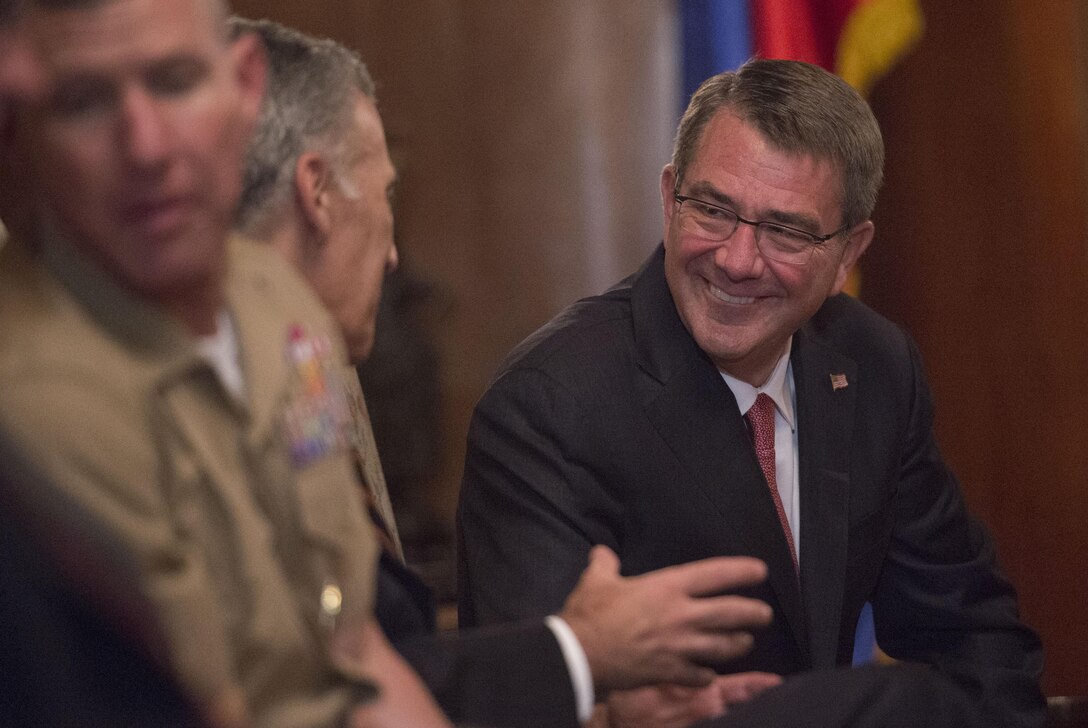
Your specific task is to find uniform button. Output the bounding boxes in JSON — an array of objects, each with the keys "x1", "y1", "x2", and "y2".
[{"x1": 321, "y1": 583, "x2": 343, "y2": 618}]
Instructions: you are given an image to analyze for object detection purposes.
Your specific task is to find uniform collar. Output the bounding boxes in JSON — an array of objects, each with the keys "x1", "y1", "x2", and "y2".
[{"x1": 36, "y1": 216, "x2": 196, "y2": 361}]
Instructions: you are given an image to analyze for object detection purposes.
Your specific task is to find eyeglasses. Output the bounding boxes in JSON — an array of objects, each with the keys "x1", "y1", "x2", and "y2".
[{"x1": 673, "y1": 193, "x2": 848, "y2": 265}]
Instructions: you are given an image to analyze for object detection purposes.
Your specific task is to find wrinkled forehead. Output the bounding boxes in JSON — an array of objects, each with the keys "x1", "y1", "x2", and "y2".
[{"x1": 27, "y1": 0, "x2": 228, "y2": 76}]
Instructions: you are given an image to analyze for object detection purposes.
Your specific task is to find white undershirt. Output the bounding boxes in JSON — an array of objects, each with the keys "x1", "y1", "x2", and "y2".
[
  {"x1": 196, "y1": 309, "x2": 246, "y2": 402},
  {"x1": 719, "y1": 339, "x2": 801, "y2": 563}
]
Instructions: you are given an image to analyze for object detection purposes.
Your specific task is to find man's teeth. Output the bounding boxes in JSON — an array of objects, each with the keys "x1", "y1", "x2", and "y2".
[{"x1": 710, "y1": 285, "x2": 755, "y2": 304}]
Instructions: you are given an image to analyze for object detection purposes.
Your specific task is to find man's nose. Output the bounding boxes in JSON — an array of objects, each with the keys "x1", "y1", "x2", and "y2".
[
  {"x1": 118, "y1": 87, "x2": 171, "y2": 166},
  {"x1": 715, "y1": 220, "x2": 765, "y2": 279}
]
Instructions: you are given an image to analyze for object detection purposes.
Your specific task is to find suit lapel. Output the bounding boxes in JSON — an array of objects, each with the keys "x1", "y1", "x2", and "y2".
[
  {"x1": 791, "y1": 327, "x2": 857, "y2": 667},
  {"x1": 631, "y1": 247, "x2": 809, "y2": 657}
]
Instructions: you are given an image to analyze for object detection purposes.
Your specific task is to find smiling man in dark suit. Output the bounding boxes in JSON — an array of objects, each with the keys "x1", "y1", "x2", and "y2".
[{"x1": 459, "y1": 58, "x2": 1045, "y2": 727}]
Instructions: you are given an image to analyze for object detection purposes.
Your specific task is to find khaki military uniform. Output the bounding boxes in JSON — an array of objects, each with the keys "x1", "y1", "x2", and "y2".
[
  {"x1": 0, "y1": 232, "x2": 380, "y2": 728},
  {"x1": 343, "y1": 368, "x2": 403, "y2": 560}
]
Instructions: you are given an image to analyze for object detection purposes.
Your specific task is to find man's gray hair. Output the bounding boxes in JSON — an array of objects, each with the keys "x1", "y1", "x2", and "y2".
[
  {"x1": 672, "y1": 58, "x2": 885, "y2": 228},
  {"x1": 232, "y1": 17, "x2": 376, "y2": 236}
]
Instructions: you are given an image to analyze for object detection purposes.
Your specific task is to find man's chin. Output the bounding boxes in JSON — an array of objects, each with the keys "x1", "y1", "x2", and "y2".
[{"x1": 115, "y1": 238, "x2": 224, "y2": 301}]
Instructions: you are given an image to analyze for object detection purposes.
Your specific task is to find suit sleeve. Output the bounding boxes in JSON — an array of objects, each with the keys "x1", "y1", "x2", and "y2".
[
  {"x1": 871, "y1": 338, "x2": 1045, "y2": 728},
  {"x1": 377, "y1": 524, "x2": 581, "y2": 727},
  {"x1": 399, "y1": 624, "x2": 579, "y2": 728},
  {"x1": 458, "y1": 365, "x2": 622, "y2": 628}
]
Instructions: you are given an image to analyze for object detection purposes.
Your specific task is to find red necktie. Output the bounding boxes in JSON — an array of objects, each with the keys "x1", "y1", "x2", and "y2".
[{"x1": 745, "y1": 393, "x2": 799, "y2": 574}]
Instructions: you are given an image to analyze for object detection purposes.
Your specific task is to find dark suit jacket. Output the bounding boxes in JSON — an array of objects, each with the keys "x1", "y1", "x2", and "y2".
[
  {"x1": 458, "y1": 245, "x2": 1045, "y2": 727},
  {"x1": 376, "y1": 551, "x2": 579, "y2": 728}
]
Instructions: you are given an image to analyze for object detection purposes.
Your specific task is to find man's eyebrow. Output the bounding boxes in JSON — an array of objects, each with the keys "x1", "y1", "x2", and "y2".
[
  {"x1": 148, "y1": 52, "x2": 209, "y2": 69},
  {"x1": 684, "y1": 180, "x2": 823, "y2": 232},
  {"x1": 761, "y1": 209, "x2": 822, "y2": 232},
  {"x1": 684, "y1": 181, "x2": 737, "y2": 208}
]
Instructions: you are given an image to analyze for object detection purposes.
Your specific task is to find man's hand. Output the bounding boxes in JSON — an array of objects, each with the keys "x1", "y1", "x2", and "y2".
[
  {"x1": 589, "y1": 672, "x2": 784, "y2": 728},
  {"x1": 334, "y1": 618, "x2": 454, "y2": 728},
  {"x1": 559, "y1": 545, "x2": 772, "y2": 693}
]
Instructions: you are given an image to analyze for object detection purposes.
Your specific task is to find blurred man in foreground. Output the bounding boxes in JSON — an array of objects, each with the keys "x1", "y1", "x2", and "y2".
[
  {"x1": 2, "y1": 3, "x2": 204, "y2": 725},
  {"x1": 0, "y1": 0, "x2": 451, "y2": 725}
]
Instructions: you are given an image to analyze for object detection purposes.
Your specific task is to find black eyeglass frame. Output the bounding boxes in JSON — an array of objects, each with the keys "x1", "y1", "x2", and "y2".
[{"x1": 673, "y1": 193, "x2": 850, "y2": 250}]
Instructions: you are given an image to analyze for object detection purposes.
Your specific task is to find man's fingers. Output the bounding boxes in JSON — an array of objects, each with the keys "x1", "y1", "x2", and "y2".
[
  {"x1": 687, "y1": 594, "x2": 774, "y2": 631},
  {"x1": 645, "y1": 556, "x2": 768, "y2": 596},
  {"x1": 584, "y1": 544, "x2": 620, "y2": 577},
  {"x1": 674, "y1": 630, "x2": 757, "y2": 665},
  {"x1": 716, "y1": 671, "x2": 783, "y2": 705},
  {"x1": 660, "y1": 664, "x2": 718, "y2": 689}
]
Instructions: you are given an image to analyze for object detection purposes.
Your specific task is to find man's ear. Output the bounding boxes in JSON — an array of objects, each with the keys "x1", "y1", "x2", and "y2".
[
  {"x1": 229, "y1": 31, "x2": 268, "y2": 134},
  {"x1": 294, "y1": 151, "x2": 335, "y2": 241},
  {"x1": 830, "y1": 220, "x2": 874, "y2": 295},
  {"x1": 660, "y1": 164, "x2": 678, "y2": 242}
]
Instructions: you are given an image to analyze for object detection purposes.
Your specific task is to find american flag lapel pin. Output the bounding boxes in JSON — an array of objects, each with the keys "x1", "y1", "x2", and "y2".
[{"x1": 830, "y1": 373, "x2": 848, "y2": 391}]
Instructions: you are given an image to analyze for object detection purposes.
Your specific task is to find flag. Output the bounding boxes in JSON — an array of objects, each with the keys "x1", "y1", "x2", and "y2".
[
  {"x1": 750, "y1": 0, "x2": 924, "y2": 97},
  {"x1": 680, "y1": 0, "x2": 753, "y2": 103},
  {"x1": 680, "y1": 0, "x2": 924, "y2": 98}
]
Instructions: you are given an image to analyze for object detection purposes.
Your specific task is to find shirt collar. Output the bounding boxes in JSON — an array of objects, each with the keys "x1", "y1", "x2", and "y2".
[
  {"x1": 719, "y1": 337, "x2": 796, "y2": 430},
  {"x1": 36, "y1": 214, "x2": 196, "y2": 360},
  {"x1": 197, "y1": 309, "x2": 246, "y2": 402}
]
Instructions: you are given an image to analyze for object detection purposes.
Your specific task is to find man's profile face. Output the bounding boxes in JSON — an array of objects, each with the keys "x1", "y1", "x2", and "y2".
[
  {"x1": 661, "y1": 109, "x2": 870, "y2": 386},
  {"x1": 17, "y1": 0, "x2": 265, "y2": 303},
  {"x1": 305, "y1": 93, "x2": 397, "y2": 364}
]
